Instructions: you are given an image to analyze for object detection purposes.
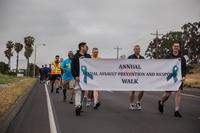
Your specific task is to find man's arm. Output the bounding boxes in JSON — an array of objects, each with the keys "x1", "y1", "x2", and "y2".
[
  {"x1": 182, "y1": 57, "x2": 187, "y2": 78},
  {"x1": 61, "y1": 60, "x2": 66, "y2": 71},
  {"x1": 71, "y1": 56, "x2": 79, "y2": 80}
]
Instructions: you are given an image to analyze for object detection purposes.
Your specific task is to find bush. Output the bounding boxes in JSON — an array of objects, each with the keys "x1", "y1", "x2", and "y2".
[{"x1": 0, "y1": 62, "x2": 10, "y2": 74}]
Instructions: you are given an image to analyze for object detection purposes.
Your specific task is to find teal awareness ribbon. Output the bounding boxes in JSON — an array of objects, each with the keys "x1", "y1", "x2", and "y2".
[
  {"x1": 81, "y1": 65, "x2": 93, "y2": 84},
  {"x1": 167, "y1": 65, "x2": 179, "y2": 83}
]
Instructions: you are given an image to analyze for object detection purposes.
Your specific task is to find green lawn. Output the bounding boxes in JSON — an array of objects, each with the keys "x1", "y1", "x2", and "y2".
[{"x1": 0, "y1": 74, "x2": 22, "y2": 84}]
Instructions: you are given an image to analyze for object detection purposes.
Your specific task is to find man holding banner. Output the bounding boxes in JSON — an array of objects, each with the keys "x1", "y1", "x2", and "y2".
[
  {"x1": 128, "y1": 45, "x2": 145, "y2": 110},
  {"x1": 91, "y1": 48, "x2": 101, "y2": 109},
  {"x1": 158, "y1": 43, "x2": 186, "y2": 118},
  {"x1": 71, "y1": 42, "x2": 91, "y2": 116},
  {"x1": 79, "y1": 43, "x2": 183, "y2": 118}
]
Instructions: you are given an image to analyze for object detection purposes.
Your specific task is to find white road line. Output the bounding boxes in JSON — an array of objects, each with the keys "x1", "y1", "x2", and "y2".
[
  {"x1": 108, "y1": 91, "x2": 114, "y2": 93},
  {"x1": 181, "y1": 93, "x2": 200, "y2": 99},
  {"x1": 45, "y1": 84, "x2": 58, "y2": 133}
]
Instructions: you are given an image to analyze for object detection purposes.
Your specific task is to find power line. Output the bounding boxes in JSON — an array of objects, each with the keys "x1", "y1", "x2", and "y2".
[{"x1": 151, "y1": 30, "x2": 163, "y2": 39}]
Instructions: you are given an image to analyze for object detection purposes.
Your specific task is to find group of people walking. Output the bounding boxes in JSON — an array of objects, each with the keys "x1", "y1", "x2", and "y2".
[{"x1": 40, "y1": 42, "x2": 186, "y2": 117}]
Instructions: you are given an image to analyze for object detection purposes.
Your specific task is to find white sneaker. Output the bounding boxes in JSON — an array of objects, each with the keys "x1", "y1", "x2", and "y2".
[
  {"x1": 129, "y1": 104, "x2": 136, "y2": 110},
  {"x1": 136, "y1": 102, "x2": 142, "y2": 110},
  {"x1": 86, "y1": 99, "x2": 91, "y2": 107}
]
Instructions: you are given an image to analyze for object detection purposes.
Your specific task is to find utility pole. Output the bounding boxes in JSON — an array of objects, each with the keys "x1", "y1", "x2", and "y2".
[
  {"x1": 114, "y1": 46, "x2": 122, "y2": 59},
  {"x1": 33, "y1": 45, "x2": 37, "y2": 77},
  {"x1": 150, "y1": 30, "x2": 163, "y2": 58}
]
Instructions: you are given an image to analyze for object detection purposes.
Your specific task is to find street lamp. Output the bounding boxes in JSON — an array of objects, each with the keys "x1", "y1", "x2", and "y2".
[{"x1": 33, "y1": 43, "x2": 46, "y2": 77}]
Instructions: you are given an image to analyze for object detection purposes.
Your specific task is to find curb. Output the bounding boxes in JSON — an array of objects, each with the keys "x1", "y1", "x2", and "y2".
[{"x1": 0, "y1": 79, "x2": 37, "y2": 133}]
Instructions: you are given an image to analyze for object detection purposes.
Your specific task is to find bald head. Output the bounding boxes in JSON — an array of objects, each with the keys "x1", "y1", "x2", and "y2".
[
  {"x1": 92, "y1": 48, "x2": 99, "y2": 58},
  {"x1": 68, "y1": 51, "x2": 74, "y2": 59},
  {"x1": 133, "y1": 45, "x2": 141, "y2": 55}
]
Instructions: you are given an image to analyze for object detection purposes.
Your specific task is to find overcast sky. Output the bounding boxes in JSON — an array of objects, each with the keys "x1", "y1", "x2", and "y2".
[{"x1": 0, "y1": 0, "x2": 199, "y2": 68}]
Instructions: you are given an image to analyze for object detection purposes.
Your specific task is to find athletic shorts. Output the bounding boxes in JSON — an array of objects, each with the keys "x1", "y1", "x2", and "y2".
[
  {"x1": 51, "y1": 74, "x2": 61, "y2": 81},
  {"x1": 62, "y1": 80, "x2": 75, "y2": 89},
  {"x1": 43, "y1": 73, "x2": 48, "y2": 79},
  {"x1": 166, "y1": 83, "x2": 183, "y2": 92},
  {"x1": 69, "y1": 80, "x2": 75, "y2": 89},
  {"x1": 48, "y1": 74, "x2": 52, "y2": 80}
]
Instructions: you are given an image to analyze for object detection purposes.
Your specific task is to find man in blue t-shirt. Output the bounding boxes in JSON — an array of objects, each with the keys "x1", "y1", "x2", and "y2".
[
  {"x1": 61, "y1": 51, "x2": 75, "y2": 103},
  {"x1": 43, "y1": 64, "x2": 50, "y2": 82}
]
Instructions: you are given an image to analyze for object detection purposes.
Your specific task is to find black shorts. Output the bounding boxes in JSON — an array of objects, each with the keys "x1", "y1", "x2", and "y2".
[
  {"x1": 179, "y1": 83, "x2": 183, "y2": 90},
  {"x1": 51, "y1": 74, "x2": 61, "y2": 81},
  {"x1": 48, "y1": 74, "x2": 52, "y2": 80},
  {"x1": 166, "y1": 83, "x2": 183, "y2": 92},
  {"x1": 44, "y1": 73, "x2": 48, "y2": 79}
]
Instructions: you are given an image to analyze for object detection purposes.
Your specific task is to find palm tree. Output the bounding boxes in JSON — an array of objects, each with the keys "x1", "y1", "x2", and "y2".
[
  {"x1": 4, "y1": 41, "x2": 14, "y2": 69},
  {"x1": 14, "y1": 42, "x2": 23, "y2": 73},
  {"x1": 24, "y1": 36, "x2": 35, "y2": 76}
]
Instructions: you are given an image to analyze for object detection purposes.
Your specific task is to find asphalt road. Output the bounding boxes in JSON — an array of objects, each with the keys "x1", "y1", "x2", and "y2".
[{"x1": 6, "y1": 82, "x2": 200, "y2": 133}]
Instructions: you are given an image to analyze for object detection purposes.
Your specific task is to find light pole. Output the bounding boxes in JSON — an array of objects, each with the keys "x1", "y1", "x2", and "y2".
[{"x1": 33, "y1": 43, "x2": 46, "y2": 77}]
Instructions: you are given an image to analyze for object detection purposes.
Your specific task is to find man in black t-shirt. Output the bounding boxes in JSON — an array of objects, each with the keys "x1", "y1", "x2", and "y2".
[
  {"x1": 71, "y1": 42, "x2": 91, "y2": 116},
  {"x1": 158, "y1": 43, "x2": 186, "y2": 118}
]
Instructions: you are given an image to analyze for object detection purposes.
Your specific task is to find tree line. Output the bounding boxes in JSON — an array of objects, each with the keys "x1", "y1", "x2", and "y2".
[
  {"x1": 145, "y1": 21, "x2": 200, "y2": 64},
  {"x1": 3, "y1": 36, "x2": 36, "y2": 76}
]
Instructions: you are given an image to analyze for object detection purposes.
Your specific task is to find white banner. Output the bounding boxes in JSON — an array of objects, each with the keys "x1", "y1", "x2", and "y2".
[{"x1": 80, "y1": 59, "x2": 182, "y2": 91}]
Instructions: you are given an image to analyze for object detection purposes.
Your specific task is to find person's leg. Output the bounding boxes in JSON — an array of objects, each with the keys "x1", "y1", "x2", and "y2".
[
  {"x1": 62, "y1": 80, "x2": 68, "y2": 101},
  {"x1": 48, "y1": 74, "x2": 51, "y2": 86},
  {"x1": 40, "y1": 74, "x2": 42, "y2": 82},
  {"x1": 174, "y1": 89, "x2": 182, "y2": 117},
  {"x1": 55, "y1": 79, "x2": 58, "y2": 90},
  {"x1": 51, "y1": 81, "x2": 54, "y2": 92},
  {"x1": 161, "y1": 91, "x2": 171, "y2": 104},
  {"x1": 93, "y1": 91, "x2": 101, "y2": 109},
  {"x1": 43, "y1": 74, "x2": 46, "y2": 83},
  {"x1": 81, "y1": 90, "x2": 85, "y2": 107},
  {"x1": 69, "y1": 80, "x2": 75, "y2": 104},
  {"x1": 59, "y1": 76, "x2": 63, "y2": 89},
  {"x1": 47, "y1": 75, "x2": 50, "y2": 85},
  {"x1": 83, "y1": 91, "x2": 88, "y2": 102},
  {"x1": 129, "y1": 91, "x2": 135, "y2": 104},
  {"x1": 75, "y1": 90, "x2": 81, "y2": 107},
  {"x1": 51, "y1": 75, "x2": 55, "y2": 92},
  {"x1": 55, "y1": 75, "x2": 61, "y2": 93},
  {"x1": 129, "y1": 91, "x2": 135, "y2": 110},
  {"x1": 158, "y1": 91, "x2": 172, "y2": 113},
  {"x1": 68, "y1": 88, "x2": 74, "y2": 104},
  {"x1": 138, "y1": 91, "x2": 144, "y2": 102},
  {"x1": 94, "y1": 91, "x2": 99, "y2": 104},
  {"x1": 136, "y1": 91, "x2": 144, "y2": 110},
  {"x1": 175, "y1": 90, "x2": 181, "y2": 111},
  {"x1": 41, "y1": 74, "x2": 44, "y2": 83},
  {"x1": 86, "y1": 91, "x2": 93, "y2": 107},
  {"x1": 74, "y1": 81, "x2": 82, "y2": 116}
]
